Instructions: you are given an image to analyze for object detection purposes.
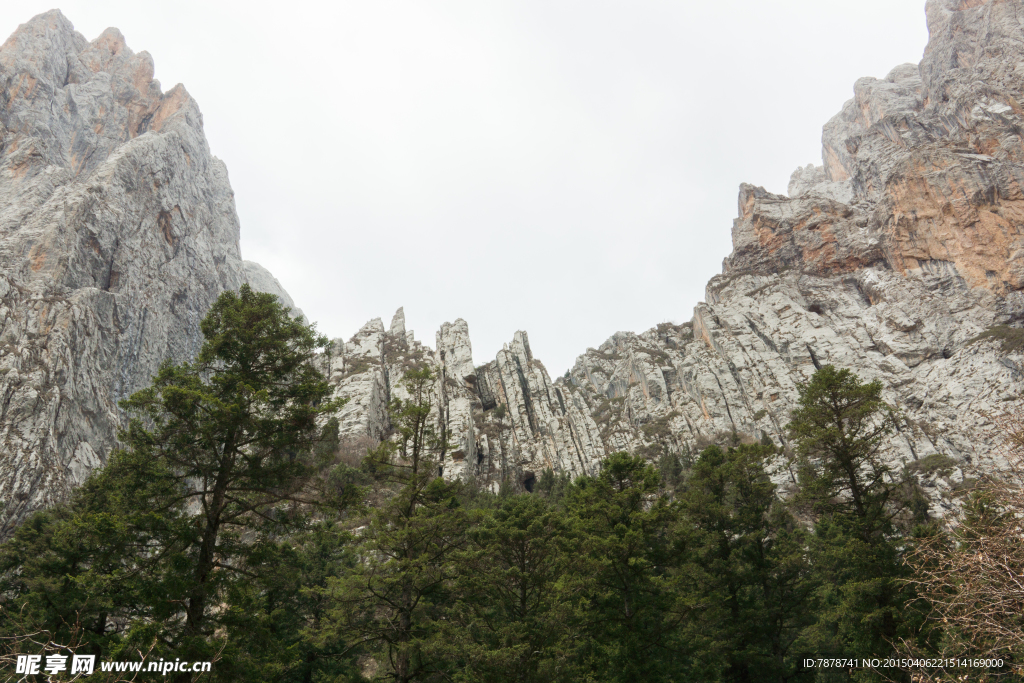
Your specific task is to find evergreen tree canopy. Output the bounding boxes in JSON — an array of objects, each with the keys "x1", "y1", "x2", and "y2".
[
  {"x1": 0, "y1": 337, "x2": 970, "y2": 682},
  {"x1": 787, "y1": 365, "x2": 918, "y2": 681},
  {"x1": 564, "y1": 452, "x2": 679, "y2": 682},
  {"x1": 787, "y1": 365, "x2": 900, "y2": 533},
  {"x1": 1, "y1": 285, "x2": 351, "y2": 681},
  {"x1": 329, "y1": 366, "x2": 466, "y2": 683}
]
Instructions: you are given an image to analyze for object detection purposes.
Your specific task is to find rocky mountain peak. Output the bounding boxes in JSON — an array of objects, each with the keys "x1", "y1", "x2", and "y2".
[
  {"x1": 2, "y1": 2, "x2": 1024, "y2": 527},
  {"x1": 389, "y1": 307, "x2": 406, "y2": 338},
  {"x1": 0, "y1": 12, "x2": 295, "y2": 532},
  {"x1": 726, "y1": 0, "x2": 1024, "y2": 299},
  {"x1": 318, "y1": 0, "x2": 1024, "y2": 515}
]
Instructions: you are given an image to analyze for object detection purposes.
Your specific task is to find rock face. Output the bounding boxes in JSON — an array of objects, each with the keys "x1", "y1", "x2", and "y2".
[
  {"x1": 243, "y1": 261, "x2": 305, "y2": 321},
  {"x1": 319, "y1": 313, "x2": 609, "y2": 493},
  {"x1": 3, "y1": 0, "x2": 1024, "y2": 527},
  {"x1": 0, "y1": 12, "x2": 289, "y2": 532},
  {"x1": 323, "y1": 0, "x2": 1024, "y2": 513}
]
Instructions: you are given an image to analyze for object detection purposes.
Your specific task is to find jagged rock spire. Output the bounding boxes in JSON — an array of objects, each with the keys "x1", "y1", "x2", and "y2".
[{"x1": 389, "y1": 307, "x2": 406, "y2": 337}]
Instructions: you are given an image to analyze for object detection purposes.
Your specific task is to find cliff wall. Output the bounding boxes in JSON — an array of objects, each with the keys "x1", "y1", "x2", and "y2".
[
  {"x1": 324, "y1": 0, "x2": 1024, "y2": 515},
  {"x1": 0, "y1": 12, "x2": 286, "y2": 532},
  {"x1": 3, "y1": 1, "x2": 1024, "y2": 526}
]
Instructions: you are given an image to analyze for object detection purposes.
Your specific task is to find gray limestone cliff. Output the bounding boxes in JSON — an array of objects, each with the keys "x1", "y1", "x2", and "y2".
[
  {"x1": 4, "y1": 0, "x2": 1024, "y2": 528},
  {"x1": 0, "y1": 12, "x2": 290, "y2": 532},
  {"x1": 322, "y1": 0, "x2": 1024, "y2": 516},
  {"x1": 243, "y1": 260, "x2": 304, "y2": 321}
]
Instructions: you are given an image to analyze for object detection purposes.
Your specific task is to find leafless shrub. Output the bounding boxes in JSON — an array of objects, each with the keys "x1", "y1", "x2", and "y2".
[
  {"x1": 337, "y1": 436, "x2": 374, "y2": 468},
  {"x1": 899, "y1": 407, "x2": 1024, "y2": 681},
  {"x1": 692, "y1": 429, "x2": 756, "y2": 452},
  {"x1": 0, "y1": 615, "x2": 162, "y2": 683}
]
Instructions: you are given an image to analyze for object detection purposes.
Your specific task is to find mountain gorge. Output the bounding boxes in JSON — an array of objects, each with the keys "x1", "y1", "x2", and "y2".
[{"x1": 1, "y1": 0, "x2": 1024, "y2": 531}]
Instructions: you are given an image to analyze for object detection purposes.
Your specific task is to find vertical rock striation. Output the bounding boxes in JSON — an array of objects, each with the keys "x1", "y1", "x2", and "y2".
[
  {"x1": 0, "y1": 12, "x2": 288, "y2": 532},
  {"x1": 321, "y1": 314, "x2": 608, "y2": 493},
  {"x1": 3, "y1": 0, "x2": 1024, "y2": 525},
  {"x1": 324, "y1": 0, "x2": 1024, "y2": 515}
]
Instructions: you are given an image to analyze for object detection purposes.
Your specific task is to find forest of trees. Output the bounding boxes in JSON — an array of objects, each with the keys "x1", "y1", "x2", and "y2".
[{"x1": 0, "y1": 287, "x2": 1021, "y2": 682}]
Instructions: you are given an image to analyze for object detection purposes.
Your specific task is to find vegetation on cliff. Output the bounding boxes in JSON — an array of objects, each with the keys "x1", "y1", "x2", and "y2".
[{"x1": 0, "y1": 291, "x2": 1019, "y2": 682}]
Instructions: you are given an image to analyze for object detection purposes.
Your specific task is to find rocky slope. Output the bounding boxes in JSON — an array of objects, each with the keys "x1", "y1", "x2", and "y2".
[
  {"x1": 323, "y1": 0, "x2": 1024, "y2": 513},
  {"x1": 3, "y1": 0, "x2": 1024, "y2": 528},
  {"x1": 0, "y1": 12, "x2": 289, "y2": 533}
]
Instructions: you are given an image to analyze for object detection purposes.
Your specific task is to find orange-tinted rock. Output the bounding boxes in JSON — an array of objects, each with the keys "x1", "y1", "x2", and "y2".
[
  {"x1": 0, "y1": 11, "x2": 287, "y2": 533},
  {"x1": 726, "y1": 0, "x2": 1024, "y2": 301}
]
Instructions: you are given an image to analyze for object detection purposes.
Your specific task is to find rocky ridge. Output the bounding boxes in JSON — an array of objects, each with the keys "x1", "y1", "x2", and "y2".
[
  {"x1": 3, "y1": 0, "x2": 1024, "y2": 528},
  {"x1": 0, "y1": 12, "x2": 291, "y2": 532},
  {"x1": 322, "y1": 0, "x2": 1024, "y2": 513}
]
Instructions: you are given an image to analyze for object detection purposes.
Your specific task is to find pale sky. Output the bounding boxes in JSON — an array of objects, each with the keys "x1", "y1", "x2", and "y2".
[{"x1": 0, "y1": 2, "x2": 930, "y2": 375}]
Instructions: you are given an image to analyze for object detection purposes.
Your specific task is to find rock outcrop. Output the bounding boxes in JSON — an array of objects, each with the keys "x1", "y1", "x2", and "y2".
[
  {"x1": 0, "y1": 12, "x2": 289, "y2": 532},
  {"x1": 323, "y1": 0, "x2": 1024, "y2": 515},
  {"x1": 4, "y1": 0, "x2": 1024, "y2": 527},
  {"x1": 320, "y1": 313, "x2": 609, "y2": 493},
  {"x1": 243, "y1": 261, "x2": 304, "y2": 321}
]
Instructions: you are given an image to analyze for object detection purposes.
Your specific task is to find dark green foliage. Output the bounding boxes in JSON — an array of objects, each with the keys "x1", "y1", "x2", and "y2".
[
  {"x1": 0, "y1": 285, "x2": 354, "y2": 681},
  {"x1": 562, "y1": 453, "x2": 679, "y2": 682},
  {"x1": 117, "y1": 285, "x2": 346, "y2": 665},
  {"x1": 535, "y1": 467, "x2": 572, "y2": 501},
  {"x1": 904, "y1": 453, "x2": 957, "y2": 478},
  {"x1": 787, "y1": 365, "x2": 899, "y2": 530},
  {"x1": 675, "y1": 443, "x2": 815, "y2": 682},
  {"x1": 787, "y1": 365, "x2": 921, "y2": 682},
  {"x1": 3, "y1": 356, "x2": 975, "y2": 682},
  {"x1": 444, "y1": 495, "x2": 577, "y2": 682},
  {"x1": 221, "y1": 523, "x2": 364, "y2": 682},
  {"x1": 658, "y1": 450, "x2": 684, "y2": 491},
  {"x1": 329, "y1": 367, "x2": 466, "y2": 683}
]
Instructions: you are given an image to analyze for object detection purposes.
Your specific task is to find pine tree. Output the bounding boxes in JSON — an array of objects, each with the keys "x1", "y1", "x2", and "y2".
[
  {"x1": 444, "y1": 494, "x2": 578, "y2": 682},
  {"x1": 786, "y1": 365, "x2": 914, "y2": 681},
  {"x1": 786, "y1": 365, "x2": 899, "y2": 536},
  {"x1": 675, "y1": 444, "x2": 815, "y2": 682},
  {"x1": 1, "y1": 285, "x2": 348, "y2": 680},
  {"x1": 564, "y1": 452, "x2": 680, "y2": 682},
  {"x1": 330, "y1": 367, "x2": 466, "y2": 683}
]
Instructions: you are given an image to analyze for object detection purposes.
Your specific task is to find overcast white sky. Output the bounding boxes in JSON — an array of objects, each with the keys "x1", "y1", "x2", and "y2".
[{"x1": 1, "y1": 2, "x2": 930, "y2": 375}]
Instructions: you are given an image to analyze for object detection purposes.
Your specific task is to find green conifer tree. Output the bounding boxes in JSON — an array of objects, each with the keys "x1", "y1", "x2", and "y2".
[
  {"x1": 444, "y1": 494, "x2": 578, "y2": 683},
  {"x1": 676, "y1": 444, "x2": 815, "y2": 682},
  {"x1": 330, "y1": 367, "x2": 465, "y2": 683},
  {"x1": 564, "y1": 452, "x2": 680, "y2": 682},
  {"x1": 786, "y1": 365, "x2": 915, "y2": 681},
  {"x1": 1, "y1": 285, "x2": 349, "y2": 681}
]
